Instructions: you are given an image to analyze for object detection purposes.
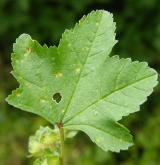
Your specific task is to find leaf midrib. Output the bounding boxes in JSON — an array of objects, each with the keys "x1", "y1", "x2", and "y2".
[{"x1": 60, "y1": 13, "x2": 104, "y2": 122}]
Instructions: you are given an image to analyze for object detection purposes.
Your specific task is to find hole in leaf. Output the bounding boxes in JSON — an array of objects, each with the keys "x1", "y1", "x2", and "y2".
[{"x1": 52, "y1": 92, "x2": 62, "y2": 103}]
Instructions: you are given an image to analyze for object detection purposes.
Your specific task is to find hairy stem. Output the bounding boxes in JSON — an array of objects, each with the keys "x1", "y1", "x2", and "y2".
[{"x1": 58, "y1": 123, "x2": 65, "y2": 165}]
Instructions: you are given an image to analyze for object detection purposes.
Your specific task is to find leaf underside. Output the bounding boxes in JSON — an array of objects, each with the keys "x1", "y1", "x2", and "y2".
[{"x1": 6, "y1": 10, "x2": 158, "y2": 152}]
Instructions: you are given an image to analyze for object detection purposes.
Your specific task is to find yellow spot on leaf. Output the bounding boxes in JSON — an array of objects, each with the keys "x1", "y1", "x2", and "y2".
[
  {"x1": 26, "y1": 48, "x2": 32, "y2": 54},
  {"x1": 76, "y1": 67, "x2": 81, "y2": 73},
  {"x1": 25, "y1": 82, "x2": 30, "y2": 87},
  {"x1": 53, "y1": 72, "x2": 63, "y2": 78},
  {"x1": 24, "y1": 48, "x2": 32, "y2": 57},
  {"x1": 15, "y1": 91, "x2": 20, "y2": 97},
  {"x1": 40, "y1": 99, "x2": 46, "y2": 103},
  {"x1": 96, "y1": 138, "x2": 101, "y2": 143},
  {"x1": 96, "y1": 22, "x2": 99, "y2": 26}
]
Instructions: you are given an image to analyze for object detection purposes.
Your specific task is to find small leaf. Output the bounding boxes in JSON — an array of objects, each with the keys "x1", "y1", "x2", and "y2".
[
  {"x1": 6, "y1": 10, "x2": 158, "y2": 152},
  {"x1": 28, "y1": 126, "x2": 60, "y2": 157},
  {"x1": 34, "y1": 157, "x2": 59, "y2": 165}
]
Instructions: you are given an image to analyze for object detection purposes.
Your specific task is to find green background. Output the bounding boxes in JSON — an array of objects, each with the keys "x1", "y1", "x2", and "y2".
[{"x1": 0, "y1": 0, "x2": 160, "y2": 164}]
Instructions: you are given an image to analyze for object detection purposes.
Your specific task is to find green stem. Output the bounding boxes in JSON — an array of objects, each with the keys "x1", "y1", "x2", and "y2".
[{"x1": 58, "y1": 124, "x2": 65, "y2": 165}]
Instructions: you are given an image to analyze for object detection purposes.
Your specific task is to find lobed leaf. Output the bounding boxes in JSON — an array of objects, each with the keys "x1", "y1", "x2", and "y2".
[{"x1": 6, "y1": 10, "x2": 158, "y2": 152}]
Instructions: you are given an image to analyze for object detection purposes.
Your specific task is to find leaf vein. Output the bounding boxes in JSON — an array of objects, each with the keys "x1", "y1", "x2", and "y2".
[
  {"x1": 61, "y1": 13, "x2": 104, "y2": 122},
  {"x1": 65, "y1": 123, "x2": 131, "y2": 143},
  {"x1": 64, "y1": 74, "x2": 155, "y2": 124}
]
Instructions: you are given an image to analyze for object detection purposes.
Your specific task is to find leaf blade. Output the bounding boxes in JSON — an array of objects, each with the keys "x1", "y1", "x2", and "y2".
[
  {"x1": 63, "y1": 56, "x2": 158, "y2": 124},
  {"x1": 6, "y1": 10, "x2": 158, "y2": 152},
  {"x1": 6, "y1": 34, "x2": 59, "y2": 123},
  {"x1": 63, "y1": 56, "x2": 158, "y2": 152},
  {"x1": 58, "y1": 10, "x2": 117, "y2": 121},
  {"x1": 65, "y1": 119, "x2": 133, "y2": 152}
]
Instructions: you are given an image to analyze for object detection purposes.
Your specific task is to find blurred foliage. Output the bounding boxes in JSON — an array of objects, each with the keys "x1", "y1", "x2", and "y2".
[
  {"x1": 0, "y1": 0, "x2": 159, "y2": 164},
  {"x1": 28, "y1": 126, "x2": 60, "y2": 164}
]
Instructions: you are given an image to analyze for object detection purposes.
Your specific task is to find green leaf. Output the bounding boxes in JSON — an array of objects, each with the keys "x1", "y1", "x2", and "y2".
[
  {"x1": 34, "y1": 157, "x2": 59, "y2": 165},
  {"x1": 6, "y1": 10, "x2": 158, "y2": 152},
  {"x1": 28, "y1": 126, "x2": 60, "y2": 157}
]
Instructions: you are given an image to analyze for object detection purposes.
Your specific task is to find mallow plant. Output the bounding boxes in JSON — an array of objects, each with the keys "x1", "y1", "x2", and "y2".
[{"x1": 6, "y1": 10, "x2": 158, "y2": 165}]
